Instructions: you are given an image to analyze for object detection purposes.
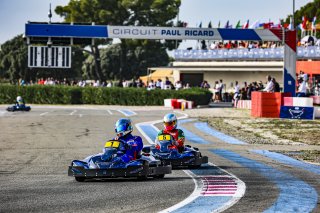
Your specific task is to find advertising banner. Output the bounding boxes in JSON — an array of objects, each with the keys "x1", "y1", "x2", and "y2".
[{"x1": 280, "y1": 106, "x2": 315, "y2": 120}]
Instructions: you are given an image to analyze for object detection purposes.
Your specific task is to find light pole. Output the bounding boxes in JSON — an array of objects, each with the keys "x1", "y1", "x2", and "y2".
[{"x1": 292, "y1": 0, "x2": 295, "y2": 30}]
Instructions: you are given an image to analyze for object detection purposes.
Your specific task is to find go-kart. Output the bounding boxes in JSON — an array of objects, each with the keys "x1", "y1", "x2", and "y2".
[
  {"x1": 68, "y1": 139, "x2": 172, "y2": 182},
  {"x1": 6, "y1": 104, "x2": 31, "y2": 112},
  {"x1": 142, "y1": 134, "x2": 208, "y2": 169}
]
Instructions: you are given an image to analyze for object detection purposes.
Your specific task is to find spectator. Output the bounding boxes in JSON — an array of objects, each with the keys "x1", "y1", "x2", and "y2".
[
  {"x1": 155, "y1": 79, "x2": 162, "y2": 89},
  {"x1": 263, "y1": 75, "x2": 274, "y2": 92},
  {"x1": 184, "y1": 83, "x2": 191, "y2": 89},
  {"x1": 247, "y1": 83, "x2": 253, "y2": 100},
  {"x1": 148, "y1": 80, "x2": 156, "y2": 90},
  {"x1": 297, "y1": 78, "x2": 307, "y2": 97},
  {"x1": 175, "y1": 81, "x2": 183, "y2": 90},
  {"x1": 214, "y1": 81, "x2": 220, "y2": 102},
  {"x1": 93, "y1": 80, "x2": 100, "y2": 87},
  {"x1": 164, "y1": 77, "x2": 172, "y2": 90},
  {"x1": 137, "y1": 79, "x2": 144, "y2": 88},
  {"x1": 107, "y1": 81, "x2": 112, "y2": 87},
  {"x1": 233, "y1": 81, "x2": 240, "y2": 103},
  {"x1": 272, "y1": 78, "x2": 280, "y2": 92},
  {"x1": 219, "y1": 79, "x2": 224, "y2": 101},
  {"x1": 200, "y1": 80, "x2": 210, "y2": 89},
  {"x1": 117, "y1": 79, "x2": 124, "y2": 87}
]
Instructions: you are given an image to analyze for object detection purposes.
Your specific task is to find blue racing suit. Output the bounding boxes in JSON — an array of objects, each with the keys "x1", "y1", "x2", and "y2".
[{"x1": 114, "y1": 133, "x2": 143, "y2": 163}]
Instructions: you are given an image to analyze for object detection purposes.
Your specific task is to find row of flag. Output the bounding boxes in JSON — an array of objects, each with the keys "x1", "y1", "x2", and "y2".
[{"x1": 196, "y1": 16, "x2": 318, "y2": 31}]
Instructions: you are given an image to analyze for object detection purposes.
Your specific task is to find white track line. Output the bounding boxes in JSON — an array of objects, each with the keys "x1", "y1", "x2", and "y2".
[
  {"x1": 40, "y1": 112, "x2": 49, "y2": 116},
  {"x1": 136, "y1": 111, "x2": 245, "y2": 213},
  {"x1": 107, "y1": 109, "x2": 113, "y2": 115},
  {"x1": 117, "y1": 109, "x2": 137, "y2": 117},
  {"x1": 70, "y1": 110, "x2": 77, "y2": 115}
]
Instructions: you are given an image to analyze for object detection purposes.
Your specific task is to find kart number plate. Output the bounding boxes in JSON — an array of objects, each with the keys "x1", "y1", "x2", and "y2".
[
  {"x1": 105, "y1": 141, "x2": 120, "y2": 148},
  {"x1": 158, "y1": 135, "x2": 171, "y2": 141}
]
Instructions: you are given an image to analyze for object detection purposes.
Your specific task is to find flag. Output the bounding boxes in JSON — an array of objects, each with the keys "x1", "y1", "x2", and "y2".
[
  {"x1": 302, "y1": 16, "x2": 307, "y2": 31},
  {"x1": 242, "y1": 20, "x2": 249, "y2": 29},
  {"x1": 263, "y1": 22, "x2": 274, "y2": 29},
  {"x1": 208, "y1": 21, "x2": 212, "y2": 28},
  {"x1": 235, "y1": 20, "x2": 241, "y2": 29},
  {"x1": 224, "y1": 20, "x2": 229, "y2": 28},
  {"x1": 249, "y1": 20, "x2": 260, "y2": 29},
  {"x1": 275, "y1": 19, "x2": 282, "y2": 28},
  {"x1": 312, "y1": 16, "x2": 317, "y2": 30}
]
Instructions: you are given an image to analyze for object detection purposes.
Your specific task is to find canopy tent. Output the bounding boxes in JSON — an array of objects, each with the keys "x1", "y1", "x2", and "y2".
[{"x1": 140, "y1": 69, "x2": 174, "y2": 84}]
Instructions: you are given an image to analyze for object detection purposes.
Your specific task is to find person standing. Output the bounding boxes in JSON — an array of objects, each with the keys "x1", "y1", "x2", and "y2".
[{"x1": 263, "y1": 75, "x2": 274, "y2": 92}]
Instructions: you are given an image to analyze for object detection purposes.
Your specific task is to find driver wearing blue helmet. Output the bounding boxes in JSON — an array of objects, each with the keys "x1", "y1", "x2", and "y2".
[{"x1": 112, "y1": 118, "x2": 143, "y2": 164}]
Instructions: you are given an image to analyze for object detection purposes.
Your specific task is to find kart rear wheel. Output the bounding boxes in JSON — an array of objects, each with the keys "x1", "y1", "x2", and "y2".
[
  {"x1": 75, "y1": 177, "x2": 86, "y2": 182},
  {"x1": 137, "y1": 175, "x2": 148, "y2": 181},
  {"x1": 153, "y1": 174, "x2": 165, "y2": 179}
]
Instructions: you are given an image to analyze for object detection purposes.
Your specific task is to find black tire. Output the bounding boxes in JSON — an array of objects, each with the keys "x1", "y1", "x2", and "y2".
[
  {"x1": 75, "y1": 177, "x2": 86, "y2": 182},
  {"x1": 188, "y1": 165, "x2": 201, "y2": 169},
  {"x1": 137, "y1": 175, "x2": 148, "y2": 181},
  {"x1": 153, "y1": 174, "x2": 165, "y2": 179}
]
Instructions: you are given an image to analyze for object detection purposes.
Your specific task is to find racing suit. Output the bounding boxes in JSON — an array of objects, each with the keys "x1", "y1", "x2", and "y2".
[
  {"x1": 157, "y1": 129, "x2": 185, "y2": 152},
  {"x1": 114, "y1": 133, "x2": 143, "y2": 163},
  {"x1": 15, "y1": 100, "x2": 25, "y2": 108}
]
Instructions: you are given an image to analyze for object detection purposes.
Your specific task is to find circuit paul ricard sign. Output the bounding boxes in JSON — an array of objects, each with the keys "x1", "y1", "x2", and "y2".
[{"x1": 107, "y1": 26, "x2": 216, "y2": 40}]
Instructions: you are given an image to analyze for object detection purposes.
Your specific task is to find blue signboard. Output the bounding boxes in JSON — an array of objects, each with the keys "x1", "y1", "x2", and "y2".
[
  {"x1": 280, "y1": 106, "x2": 314, "y2": 120},
  {"x1": 26, "y1": 23, "x2": 108, "y2": 38}
]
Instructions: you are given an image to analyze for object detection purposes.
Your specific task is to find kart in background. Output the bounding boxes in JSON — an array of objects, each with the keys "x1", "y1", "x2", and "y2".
[
  {"x1": 142, "y1": 134, "x2": 208, "y2": 169},
  {"x1": 6, "y1": 105, "x2": 31, "y2": 112},
  {"x1": 68, "y1": 139, "x2": 172, "y2": 182}
]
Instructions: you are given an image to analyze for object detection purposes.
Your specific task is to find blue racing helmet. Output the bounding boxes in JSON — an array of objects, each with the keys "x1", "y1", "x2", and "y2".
[{"x1": 115, "y1": 118, "x2": 133, "y2": 137}]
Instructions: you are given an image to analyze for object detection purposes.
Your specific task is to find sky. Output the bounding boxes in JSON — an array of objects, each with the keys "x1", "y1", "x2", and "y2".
[{"x1": 0, "y1": 0, "x2": 314, "y2": 45}]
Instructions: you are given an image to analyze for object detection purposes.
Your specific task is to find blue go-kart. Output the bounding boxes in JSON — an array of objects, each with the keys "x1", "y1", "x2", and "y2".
[
  {"x1": 6, "y1": 104, "x2": 31, "y2": 112},
  {"x1": 142, "y1": 134, "x2": 208, "y2": 169},
  {"x1": 68, "y1": 139, "x2": 172, "y2": 182}
]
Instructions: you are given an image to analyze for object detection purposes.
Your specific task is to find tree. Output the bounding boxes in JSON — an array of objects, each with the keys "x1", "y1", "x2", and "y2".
[
  {"x1": 55, "y1": 0, "x2": 182, "y2": 80},
  {"x1": 0, "y1": 35, "x2": 28, "y2": 83}
]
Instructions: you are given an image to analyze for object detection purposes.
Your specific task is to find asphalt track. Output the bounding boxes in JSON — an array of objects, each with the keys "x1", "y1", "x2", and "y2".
[{"x1": 0, "y1": 106, "x2": 319, "y2": 213}]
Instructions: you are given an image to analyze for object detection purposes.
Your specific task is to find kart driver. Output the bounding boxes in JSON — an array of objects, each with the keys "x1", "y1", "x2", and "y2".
[
  {"x1": 15, "y1": 96, "x2": 25, "y2": 107},
  {"x1": 112, "y1": 118, "x2": 143, "y2": 164},
  {"x1": 156, "y1": 113, "x2": 185, "y2": 153}
]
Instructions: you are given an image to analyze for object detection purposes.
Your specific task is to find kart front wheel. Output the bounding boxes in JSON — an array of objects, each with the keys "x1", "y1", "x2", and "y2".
[
  {"x1": 188, "y1": 165, "x2": 201, "y2": 169},
  {"x1": 75, "y1": 177, "x2": 86, "y2": 182}
]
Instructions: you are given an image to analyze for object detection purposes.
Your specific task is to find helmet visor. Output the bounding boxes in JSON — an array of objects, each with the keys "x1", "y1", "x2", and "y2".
[
  {"x1": 164, "y1": 120, "x2": 176, "y2": 127},
  {"x1": 115, "y1": 124, "x2": 127, "y2": 133}
]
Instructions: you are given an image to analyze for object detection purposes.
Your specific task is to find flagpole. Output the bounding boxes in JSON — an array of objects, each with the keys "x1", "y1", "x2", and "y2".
[{"x1": 292, "y1": 0, "x2": 295, "y2": 30}]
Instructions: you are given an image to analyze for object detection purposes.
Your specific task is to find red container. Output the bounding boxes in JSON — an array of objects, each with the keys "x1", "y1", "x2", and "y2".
[{"x1": 251, "y1": 92, "x2": 291, "y2": 118}]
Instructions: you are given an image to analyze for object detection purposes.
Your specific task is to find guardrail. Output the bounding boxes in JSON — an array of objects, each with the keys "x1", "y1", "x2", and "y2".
[{"x1": 174, "y1": 46, "x2": 320, "y2": 60}]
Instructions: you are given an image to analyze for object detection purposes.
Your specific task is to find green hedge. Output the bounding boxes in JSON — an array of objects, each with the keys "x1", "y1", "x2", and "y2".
[{"x1": 0, "y1": 85, "x2": 212, "y2": 106}]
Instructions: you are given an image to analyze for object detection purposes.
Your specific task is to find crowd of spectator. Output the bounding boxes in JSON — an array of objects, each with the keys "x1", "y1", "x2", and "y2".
[
  {"x1": 17, "y1": 71, "x2": 320, "y2": 101},
  {"x1": 17, "y1": 76, "x2": 193, "y2": 91},
  {"x1": 205, "y1": 41, "x2": 282, "y2": 50},
  {"x1": 195, "y1": 38, "x2": 320, "y2": 51}
]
